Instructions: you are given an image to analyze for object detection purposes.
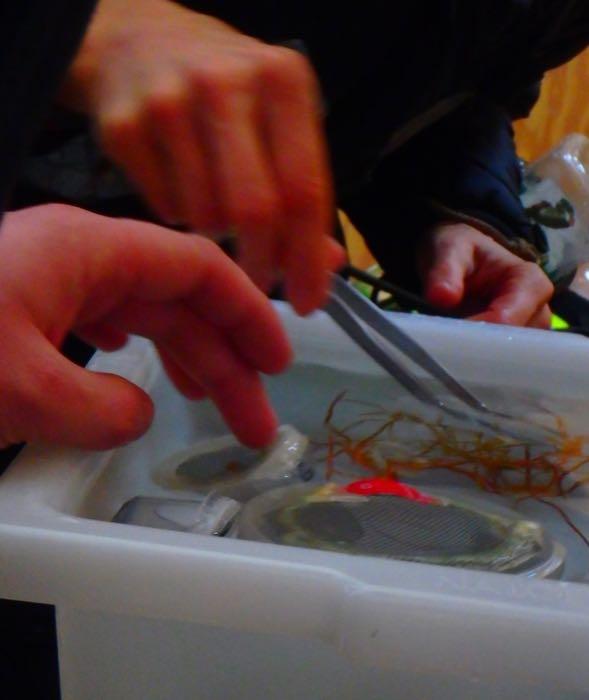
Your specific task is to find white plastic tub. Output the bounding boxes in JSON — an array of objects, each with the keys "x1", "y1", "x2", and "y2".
[{"x1": 1, "y1": 304, "x2": 589, "y2": 699}]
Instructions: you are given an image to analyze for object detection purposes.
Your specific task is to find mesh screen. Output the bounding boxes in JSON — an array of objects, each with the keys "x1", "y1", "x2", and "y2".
[{"x1": 261, "y1": 494, "x2": 549, "y2": 573}]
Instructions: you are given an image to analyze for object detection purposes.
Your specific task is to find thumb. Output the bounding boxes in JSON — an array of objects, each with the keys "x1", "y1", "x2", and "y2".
[
  {"x1": 421, "y1": 237, "x2": 470, "y2": 310},
  {"x1": 2, "y1": 329, "x2": 154, "y2": 450}
]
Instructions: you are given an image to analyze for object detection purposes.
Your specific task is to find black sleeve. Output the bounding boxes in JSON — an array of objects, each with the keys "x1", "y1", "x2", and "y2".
[
  {"x1": 341, "y1": 94, "x2": 549, "y2": 293},
  {"x1": 0, "y1": 0, "x2": 97, "y2": 214},
  {"x1": 342, "y1": 0, "x2": 589, "y2": 293}
]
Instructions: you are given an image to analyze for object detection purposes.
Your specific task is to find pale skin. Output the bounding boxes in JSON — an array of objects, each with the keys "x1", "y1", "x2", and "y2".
[
  {"x1": 0, "y1": 204, "x2": 292, "y2": 450},
  {"x1": 420, "y1": 224, "x2": 553, "y2": 328},
  {"x1": 61, "y1": 0, "x2": 555, "y2": 327},
  {"x1": 62, "y1": 0, "x2": 339, "y2": 315},
  {"x1": 0, "y1": 3, "x2": 553, "y2": 456}
]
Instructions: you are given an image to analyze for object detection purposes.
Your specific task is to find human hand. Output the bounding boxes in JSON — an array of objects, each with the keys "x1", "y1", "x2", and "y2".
[
  {"x1": 62, "y1": 0, "x2": 343, "y2": 314},
  {"x1": 0, "y1": 204, "x2": 292, "y2": 450},
  {"x1": 418, "y1": 223, "x2": 553, "y2": 328}
]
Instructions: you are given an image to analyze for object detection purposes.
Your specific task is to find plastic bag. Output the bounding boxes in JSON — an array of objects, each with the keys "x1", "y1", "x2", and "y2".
[{"x1": 522, "y1": 133, "x2": 589, "y2": 281}]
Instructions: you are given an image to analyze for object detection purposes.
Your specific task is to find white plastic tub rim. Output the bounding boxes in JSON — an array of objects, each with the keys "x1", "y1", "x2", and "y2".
[{"x1": 1, "y1": 304, "x2": 589, "y2": 693}]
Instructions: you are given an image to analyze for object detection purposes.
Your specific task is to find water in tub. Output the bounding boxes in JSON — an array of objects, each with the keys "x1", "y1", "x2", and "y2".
[{"x1": 84, "y1": 362, "x2": 589, "y2": 583}]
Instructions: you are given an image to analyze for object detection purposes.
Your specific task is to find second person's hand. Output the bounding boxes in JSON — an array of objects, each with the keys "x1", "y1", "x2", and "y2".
[{"x1": 418, "y1": 223, "x2": 554, "y2": 328}]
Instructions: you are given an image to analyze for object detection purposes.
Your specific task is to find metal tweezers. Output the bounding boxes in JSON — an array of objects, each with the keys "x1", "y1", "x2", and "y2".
[{"x1": 325, "y1": 275, "x2": 557, "y2": 445}]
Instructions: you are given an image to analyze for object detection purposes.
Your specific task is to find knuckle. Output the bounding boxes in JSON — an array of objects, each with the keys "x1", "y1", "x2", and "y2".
[
  {"x1": 230, "y1": 191, "x2": 280, "y2": 230},
  {"x1": 191, "y1": 234, "x2": 219, "y2": 258},
  {"x1": 258, "y1": 46, "x2": 312, "y2": 85},
  {"x1": 194, "y1": 61, "x2": 254, "y2": 98},
  {"x1": 20, "y1": 204, "x2": 90, "y2": 250},
  {"x1": 283, "y1": 176, "x2": 323, "y2": 214},
  {"x1": 99, "y1": 111, "x2": 140, "y2": 151},
  {"x1": 37, "y1": 202, "x2": 80, "y2": 224},
  {"x1": 144, "y1": 89, "x2": 185, "y2": 122}
]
